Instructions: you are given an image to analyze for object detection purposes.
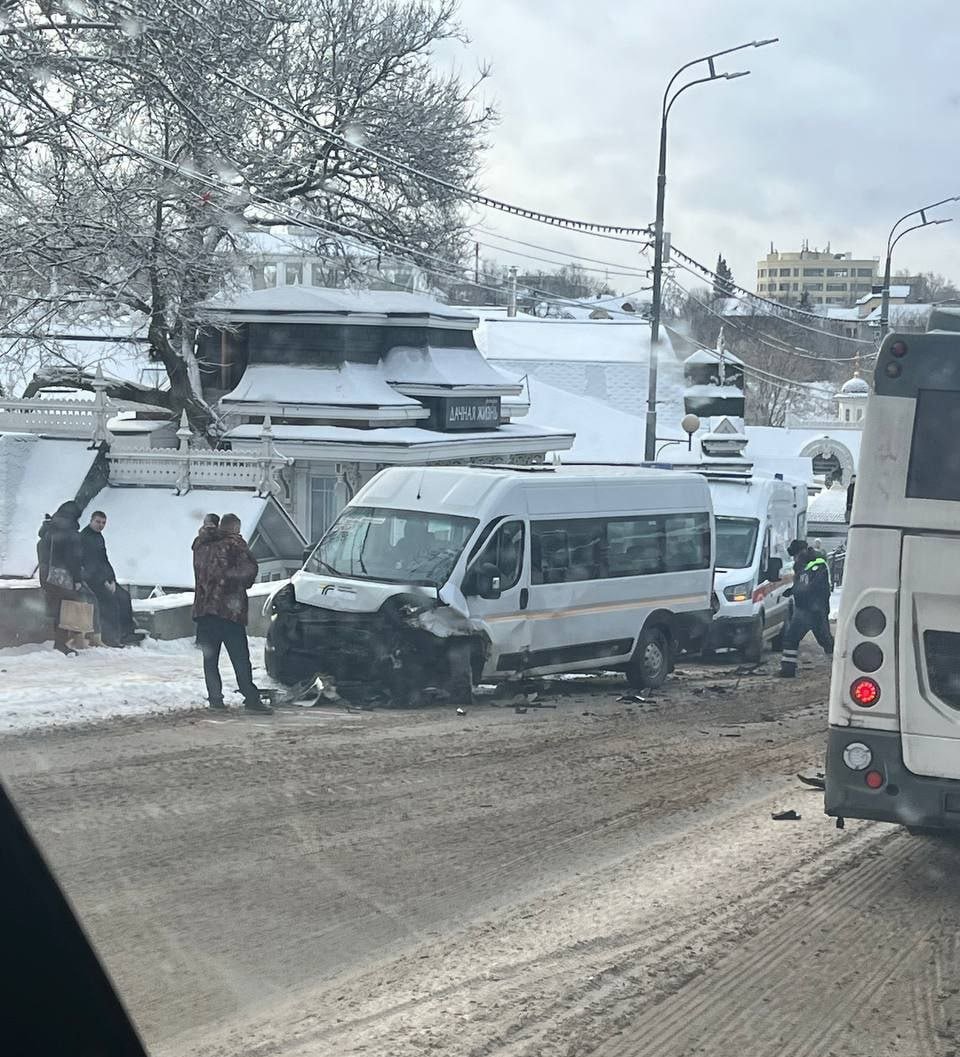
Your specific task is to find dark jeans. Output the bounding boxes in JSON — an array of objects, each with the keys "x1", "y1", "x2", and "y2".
[
  {"x1": 780, "y1": 607, "x2": 834, "y2": 674},
  {"x1": 196, "y1": 615, "x2": 260, "y2": 706},
  {"x1": 90, "y1": 583, "x2": 136, "y2": 643}
]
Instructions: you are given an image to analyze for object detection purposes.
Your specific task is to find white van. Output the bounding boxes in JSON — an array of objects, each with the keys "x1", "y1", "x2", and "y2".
[
  {"x1": 265, "y1": 465, "x2": 714, "y2": 703},
  {"x1": 705, "y1": 472, "x2": 808, "y2": 661}
]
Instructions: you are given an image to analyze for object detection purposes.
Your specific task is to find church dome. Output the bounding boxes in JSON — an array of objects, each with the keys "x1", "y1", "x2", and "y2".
[{"x1": 840, "y1": 374, "x2": 870, "y2": 396}]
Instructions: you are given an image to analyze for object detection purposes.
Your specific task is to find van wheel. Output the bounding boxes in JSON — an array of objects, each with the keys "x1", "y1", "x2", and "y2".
[
  {"x1": 446, "y1": 640, "x2": 475, "y2": 706},
  {"x1": 740, "y1": 620, "x2": 765, "y2": 663},
  {"x1": 627, "y1": 628, "x2": 670, "y2": 689}
]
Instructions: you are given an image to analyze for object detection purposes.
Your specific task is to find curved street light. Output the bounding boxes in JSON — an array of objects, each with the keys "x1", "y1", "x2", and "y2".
[
  {"x1": 879, "y1": 197, "x2": 960, "y2": 335},
  {"x1": 645, "y1": 38, "x2": 778, "y2": 461}
]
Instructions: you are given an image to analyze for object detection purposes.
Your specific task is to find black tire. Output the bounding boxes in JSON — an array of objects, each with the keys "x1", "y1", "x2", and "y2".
[
  {"x1": 446, "y1": 639, "x2": 474, "y2": 705},
  {"x1": 626, "y1": 627, "x2": 670, "y2": 689},
  {"x1": 740, "y1": 619, "x2": 765, "y2": 663}
]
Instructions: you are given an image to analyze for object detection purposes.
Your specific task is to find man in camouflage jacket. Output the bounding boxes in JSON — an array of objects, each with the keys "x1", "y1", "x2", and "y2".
[{"x1": 193, "y1": 513, "x2": 272, "y2": 713}]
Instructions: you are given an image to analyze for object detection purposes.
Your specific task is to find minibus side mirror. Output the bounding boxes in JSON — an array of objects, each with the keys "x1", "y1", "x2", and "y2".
[
  {"x1": 765, "y1": 556, "x2": 783, "y2": 582},
  {"x1": 302, "y1": 545, "x2": 314, "y2": 566},
  {"x1": 465, "y1": 562, "x2": 502, "y2": 600}
]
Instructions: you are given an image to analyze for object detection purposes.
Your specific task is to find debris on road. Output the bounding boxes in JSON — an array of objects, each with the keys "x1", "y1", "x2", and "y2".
[
  {"x1": 797, "y1": 771, "x2": 826, "y2": 790},
  {"x1": 771, "y1": 809, "x2": 801, "y2": 821},
  {"x1": 456, "y1": 707, "x2": 466, "y2": 716}
]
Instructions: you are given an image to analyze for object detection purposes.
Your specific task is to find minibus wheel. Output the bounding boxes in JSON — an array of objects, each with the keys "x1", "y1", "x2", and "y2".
[
  {"x1": 740, "y1": 619, "x2": 764, "y2": 663},
  {"x1": 627, "y1": 628, "x2": 670, "y2": 689},
  {"x1": 446, "y1": 639, "x2": 475, "y2": 706}
]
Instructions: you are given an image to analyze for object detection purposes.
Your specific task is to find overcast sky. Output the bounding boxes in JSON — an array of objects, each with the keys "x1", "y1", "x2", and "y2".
[{"x1": 440, "y1": 0, "x2": 960, "y2": 297}]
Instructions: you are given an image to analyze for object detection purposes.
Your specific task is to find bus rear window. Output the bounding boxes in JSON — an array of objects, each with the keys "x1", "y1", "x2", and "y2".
[{"x1": 906, "y1": 389, "x2": 960, "y2": 501}]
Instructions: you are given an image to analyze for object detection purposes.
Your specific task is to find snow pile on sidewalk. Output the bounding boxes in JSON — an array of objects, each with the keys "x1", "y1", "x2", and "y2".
[{"x1": 0, "y1": 637, "x2": 269, "y2": 735}]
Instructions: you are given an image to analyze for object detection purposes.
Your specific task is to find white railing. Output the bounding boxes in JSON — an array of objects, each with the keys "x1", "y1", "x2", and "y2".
[
  {"x1": 106, "y1": 413, "x2": 290, "y2": 497},
  {"x1": 0, "y1": 367, "x2": 116, "y2": 443}
]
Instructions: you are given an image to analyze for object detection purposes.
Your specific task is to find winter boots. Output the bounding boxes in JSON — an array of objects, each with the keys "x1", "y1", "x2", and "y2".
[{"x1": 779, "y1": 647, "x2": 798, "y2": 677}]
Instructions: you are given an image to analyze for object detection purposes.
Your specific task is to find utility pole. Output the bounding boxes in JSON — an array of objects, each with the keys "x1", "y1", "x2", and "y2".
[
  {"x1": 474, "y1": 241, "x2": 480, "y2": 286},
  {"x1": 644, "y1": 38, "x2": 777, "y2": 461},
  {"x1": 507, "y1": 266, "x2": 518, "y2": 317}
]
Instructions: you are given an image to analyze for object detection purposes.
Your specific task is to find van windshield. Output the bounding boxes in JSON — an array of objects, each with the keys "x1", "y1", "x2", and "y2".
[
  {"x1": 306, "y1": 506, "x2": 479, "y2": 585},
  {"x1": 715, "y1": 516, "x2": 760, "y2": 570}
]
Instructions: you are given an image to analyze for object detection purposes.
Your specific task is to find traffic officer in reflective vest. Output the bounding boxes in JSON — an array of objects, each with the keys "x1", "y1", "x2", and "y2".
[{"x1": 779, "y1": 542, "x2": 834, "y2": 677}]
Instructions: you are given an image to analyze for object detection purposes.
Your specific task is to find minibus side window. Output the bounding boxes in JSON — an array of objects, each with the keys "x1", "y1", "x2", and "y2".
[
  {"x1": 664, "y1": 513, "x2": 711, "y2": 572},
  {"x1": 475, "y1": 520, "x2": 525, "y2": 590}
]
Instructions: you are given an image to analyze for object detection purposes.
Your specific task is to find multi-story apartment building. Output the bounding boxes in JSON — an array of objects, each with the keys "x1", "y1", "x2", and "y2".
[{"x1": 756, "y1": 246, "x2": 879, "y2": 304}]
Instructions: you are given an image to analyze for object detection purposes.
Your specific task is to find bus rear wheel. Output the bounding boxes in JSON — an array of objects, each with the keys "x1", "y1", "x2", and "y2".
[{"x1": 627, "y1": 628, "x2": 670, "y2": 689}]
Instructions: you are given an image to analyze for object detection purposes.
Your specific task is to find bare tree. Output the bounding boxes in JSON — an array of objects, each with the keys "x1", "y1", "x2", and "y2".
[
  {"x1": 895, "y1": 270, "x2": 960, "y2": 303},
  {"x1": 0, "y1": 0, "x2": 495, "y2": 433}
]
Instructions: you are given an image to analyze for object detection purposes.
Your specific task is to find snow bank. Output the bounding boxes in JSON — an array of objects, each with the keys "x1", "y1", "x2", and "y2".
[
  {"x1": 0, "y1": 435, "x2": 99, "y2": 578},
  {"x1": 0, "y1": 637, "x2": 270, "y2": 734},
  {"x1": 92, "y1": 489, "x2": 270, "y2": 589}
]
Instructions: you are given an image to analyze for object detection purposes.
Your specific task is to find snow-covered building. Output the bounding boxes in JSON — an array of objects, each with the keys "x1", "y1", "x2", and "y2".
[
  {"x1": 195, "y1": 287, "x2": 575, "y2": 541},
  {"x1": 478, "y1": 315, "x2": 686, "y2": 423}
]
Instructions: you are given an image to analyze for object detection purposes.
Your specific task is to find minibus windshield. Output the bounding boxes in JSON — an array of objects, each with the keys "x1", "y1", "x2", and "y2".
[
  {"x1": 306, "y1": 506, "x2": 479, "y2": 585},
  {"x1": 715, "y1": 516, "x2": 760, "y2": 570}
]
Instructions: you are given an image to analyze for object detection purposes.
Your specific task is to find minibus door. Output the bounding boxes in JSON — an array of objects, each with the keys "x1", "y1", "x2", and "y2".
[
  {"x1": 462, "y1": 519, "x2": 531, "y2": 676},
  {"x1": 899, "y1": 533, "x2": 960, "y2": 780}
]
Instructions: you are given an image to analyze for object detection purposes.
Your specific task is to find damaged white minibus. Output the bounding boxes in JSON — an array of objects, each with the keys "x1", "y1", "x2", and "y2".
[{"x1": 265, "y1": 465, "x2": 714, "y2": 703}]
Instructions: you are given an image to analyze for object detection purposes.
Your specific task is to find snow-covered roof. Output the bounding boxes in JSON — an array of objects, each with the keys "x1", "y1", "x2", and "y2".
[
  {"x1": 856, "y1": 285, "x2": 910, "y2": 304},
  {"x1": 478, "y1": 316, "x2": 669, "y2": 363},
  {"x1": 91, "y1": 488, "x2": 278, "y2": 589},
  {"x1": 220, "y1": 363, "x2": 423, "y2": 413},
  {"x1": 522, "y1": 376, "x2": 649, "y2": 462},
  {"x1": 382, "y1": 345, "x2": 522, "y2": 395},
  {"x1": 808, "y1": 484, "x2": 849, "y2": 523},
  {"x1": 222, "y1": 420, "x2": 573, "y2": 461},
  {"x1": 860, "y1": 303, "x2": 931, "y2": 326},
  {"x1": 196, "y1": 285, "x2": 476, "y2": 324},
  {"x1": 0, "y1": 434, "x2": 99, "y2": 578},
  {"x1": 684, "y1": 347, "x2": 745, "y2": 366}
]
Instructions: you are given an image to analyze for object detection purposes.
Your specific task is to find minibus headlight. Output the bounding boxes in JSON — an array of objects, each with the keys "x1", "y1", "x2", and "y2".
[
  {"x1": 723, "y1": 581, "x2": 752, "y2": 602},
  {"x1": 842, "y1": 742, "x2": 872, "y2": 771}
]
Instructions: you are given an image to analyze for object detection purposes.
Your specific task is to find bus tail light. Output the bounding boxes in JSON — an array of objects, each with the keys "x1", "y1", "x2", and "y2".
[
  {"x1": 865, "y1": 770, "x2": 885, "y2": 790},
  {"x1": 890, "y1": 340, "x2": 908, "y2": 358},
  {"x1": 850, "y1": 677, "x2": 881, "y2": 707}
]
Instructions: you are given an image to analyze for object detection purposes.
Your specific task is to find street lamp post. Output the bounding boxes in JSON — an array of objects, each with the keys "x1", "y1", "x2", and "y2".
[
  {"x1": 879, "y1": 197, "x2": 959, "y2": 336},
  {"x1": 644, "y1": 38, "x2": 778, "y2": 462}
]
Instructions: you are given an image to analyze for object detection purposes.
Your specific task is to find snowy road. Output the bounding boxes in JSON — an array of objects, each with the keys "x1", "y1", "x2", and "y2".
[{"x1": 1, "y1": 646, "x2": 956, "y2": 1057}]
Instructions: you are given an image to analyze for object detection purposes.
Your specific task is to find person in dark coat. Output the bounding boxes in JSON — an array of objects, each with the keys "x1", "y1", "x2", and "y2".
[
  {"x1": 779, "y1": 542, "x2": 834, "y2": 677},
  {"x1": 37, "y1": 501, "x2": 86, "y2": 655},
  {"x1": 192, "y1": 513, "x2": 271, "y2": 713},
  {"x1": 79, "y1": 510, "x2": 138, "y2": 647}
]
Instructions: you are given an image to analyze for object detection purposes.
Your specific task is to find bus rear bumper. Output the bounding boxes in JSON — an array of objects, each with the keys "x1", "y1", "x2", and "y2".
[{"x1": 825, "y1": 726, "x2": 960, "y2": 830}]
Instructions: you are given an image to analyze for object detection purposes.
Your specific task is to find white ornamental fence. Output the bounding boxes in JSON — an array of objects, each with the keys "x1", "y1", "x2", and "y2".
[{"x1": 106, "y1": 413, "x2": 290, "y2": 497}]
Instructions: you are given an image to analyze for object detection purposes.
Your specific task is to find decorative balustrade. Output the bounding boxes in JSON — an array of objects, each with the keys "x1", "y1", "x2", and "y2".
[
  {"x1": 106, "y1": 413, "x2": 290, "y2": 497},
  {"x1": 0, "y1": 366, "x2": 115, "y2": 442}
]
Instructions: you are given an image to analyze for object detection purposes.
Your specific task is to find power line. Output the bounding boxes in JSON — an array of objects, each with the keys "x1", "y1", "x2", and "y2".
[
  {"x1": 668, "y1": 244, "x2": 878, "y2": 341},
  {"x1": 667, "y1": 275, "x2": 875, "y2": 364}
]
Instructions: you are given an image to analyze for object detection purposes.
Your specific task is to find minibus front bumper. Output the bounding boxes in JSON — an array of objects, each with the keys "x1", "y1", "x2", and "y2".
[
  {"x1": 706, "y1": 614, "x2": 760, "y2": 649},
  {"x1": 825, "y1": 726, "x2": 960, "y2": 830}
]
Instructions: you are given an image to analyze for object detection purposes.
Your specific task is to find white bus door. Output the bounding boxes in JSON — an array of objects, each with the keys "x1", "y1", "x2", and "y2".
[{"x1": 899, "y1": 533, "x2": 960, "y2": 780}]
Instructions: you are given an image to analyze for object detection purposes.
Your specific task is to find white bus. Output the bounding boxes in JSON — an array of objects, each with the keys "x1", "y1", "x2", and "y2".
[
  {"x1": 826, "y1": 329, "x2": 960, "y2": 832},
  {"x1": 265, "y1": 465, "x2": 714, "y2": 703}
]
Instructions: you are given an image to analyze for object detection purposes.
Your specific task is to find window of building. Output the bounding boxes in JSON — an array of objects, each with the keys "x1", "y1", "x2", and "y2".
[
  {"x1": 758, "y1": 269, "x2": 766, "y2": 277},
  {"x1": 803, "y1": 268, "x2": 824, "y2": 276},
  {"x1": 844, "y1": 407, "x2": 851, "y2": 422},
  {"x1": 309, "y1": 475, "x2": 339, "y2": 542},
  {"x1": 856, "y1": 407, "x2": 864, "y2": 422},
  {"x1": 779, "y1": 268, "x2": 791, "y2": 277},
  {"x1": 792, "y1": 282, "x2": 799, "y2": 291},
  {"x1": 779, "y1": 282, "x2": 790, "y2": 291},
  {"x1": 804, "y1": 282, "x2": 824, "y2": 291},
  {"x1": 261, "y1": 263, "x2": 277, "y2": 288},
  {"x1": 285, "y1": 263, "x2": 303, "y2": 286},
  {"x1": 857, "y1": 268, "x2": 874, "y2": 277},
  {"x1": 826, "y1": 283, "x2": 847, "y2": 291},
  {"x1": 826, "y1": 269, "x2": 849, "y2": 278}
]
